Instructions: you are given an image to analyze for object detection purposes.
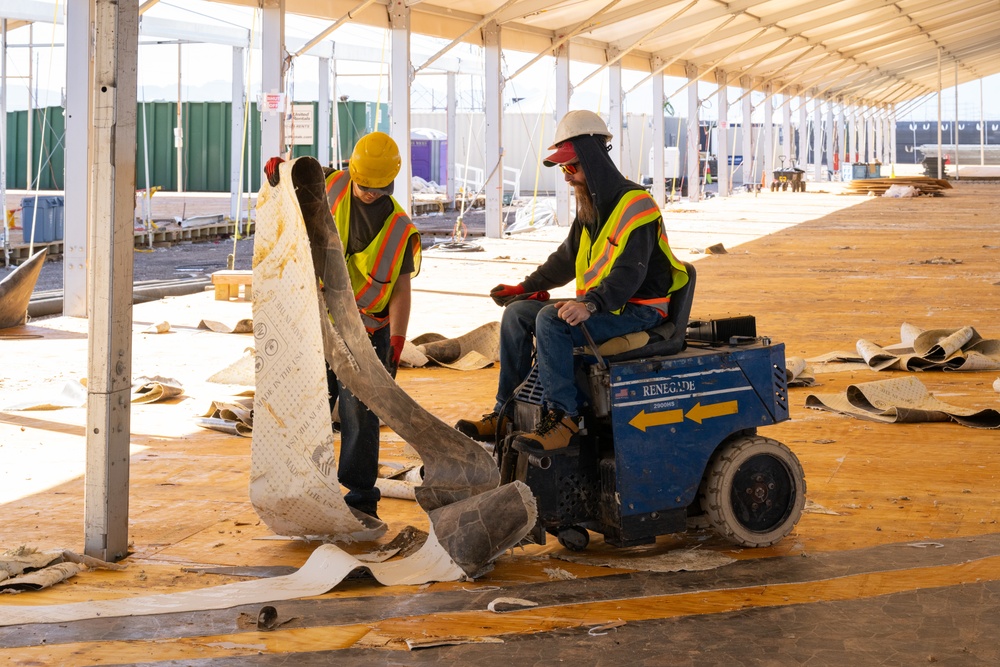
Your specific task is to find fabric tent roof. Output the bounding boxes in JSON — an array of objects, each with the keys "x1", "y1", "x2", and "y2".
[{"x1": 223, "y1": 0, "x2": 1000, "y2": 108}]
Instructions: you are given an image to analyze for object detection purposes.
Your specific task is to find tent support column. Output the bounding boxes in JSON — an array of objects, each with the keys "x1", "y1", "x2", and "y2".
[
  {"x1": 446, "y1": 72, "x2": 456, "y2": 207},
  {"x1": 798, "y1": 91, "x2": 808, "y2": 167},
  {"x1": 650, "y1": 59, "x2": 665, "y2": 205},
  {"x1": 685, "y1": 63, "x2": 699, "y2": 202},
  {"x1": 260, "y1": 0, "x2": 286, "y2": 165},
  {"x1": 607, "y1": 48, "x2": 623, "y2": 169},
  {"x1": 716, "y1": 70, "x2": 729, "y2": 198},
  {"x1": 741, "y1": 75, "x2": 753, "y2": 189},
  {"x1": 85, "y1": 0, "x2": 138, "y2": 563},
  {"x1": 317, "y1": 55, "x2": 331, "y2": 168},
  {"x1": 825, "y1": 100, "x2": 835, "y2": 180},
  {"x1": 812, "y1": 95, "x2": 822, "y2": 181},
  {"x1": 781, "y1": 93, "x2": 791, "y2": 172},
  {"x1": 389, "y1": 0, "x2": 412, "y2": 210},
  {"x1": 64, "y1": 1, "x2": 91, "y2": 316},
  {"x1": 555, "y1": 42, "x2": 571, "y2": 226},
  {"x1": 483, "y1": 20, "x2": 503, "y2": 238},
  {"x1": 230, "y1": 46, "x2": 245, "y2": 223},
  {"x1": 762, "y1": 83, "x2": 773, "y2": 188}
]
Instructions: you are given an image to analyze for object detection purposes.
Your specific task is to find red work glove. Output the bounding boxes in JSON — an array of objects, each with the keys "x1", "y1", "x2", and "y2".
[
  {"x1": 490, "y1": 283, "x2": 524, "y2": 307},
  {"x1": 264, "y1": 157, "x2": 284, "y2": 187},
  {"x1": 390, "y1": 335, "x2": 406, "y2": 367}
]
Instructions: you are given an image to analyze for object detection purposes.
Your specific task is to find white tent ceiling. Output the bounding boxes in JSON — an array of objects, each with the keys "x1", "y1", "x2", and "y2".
[{"x1": 222, "y1": 0, "x2": 1000, "y2": 108}]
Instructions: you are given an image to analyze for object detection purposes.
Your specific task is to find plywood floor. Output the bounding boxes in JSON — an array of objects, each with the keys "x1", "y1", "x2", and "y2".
[{"x1": 1, "y1": 183, "x2": 999, "y2": 665}]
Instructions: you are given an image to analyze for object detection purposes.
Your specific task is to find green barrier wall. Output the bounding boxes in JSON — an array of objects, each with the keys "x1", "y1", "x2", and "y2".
[{"x1": 5, "y1": 100, "x2": 388, "y2": 192}]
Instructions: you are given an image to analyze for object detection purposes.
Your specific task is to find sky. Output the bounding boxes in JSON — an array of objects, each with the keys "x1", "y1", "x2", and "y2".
[{"x1": 5, "y1": 0, "x2": 1000, "y2": 125}]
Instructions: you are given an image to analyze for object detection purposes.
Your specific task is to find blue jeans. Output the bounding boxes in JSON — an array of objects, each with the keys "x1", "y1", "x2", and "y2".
[
  {"x1": 326, "y1": 324, "x2": 392, "y2": 515},
  {"x1": 496, "y1": 300, "x2": 663, "y2": 416}
]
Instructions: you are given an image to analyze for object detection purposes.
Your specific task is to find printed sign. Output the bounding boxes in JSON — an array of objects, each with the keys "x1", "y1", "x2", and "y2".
[{"x1": 284, "y1": 104, "x2": 314, "y2": 146}]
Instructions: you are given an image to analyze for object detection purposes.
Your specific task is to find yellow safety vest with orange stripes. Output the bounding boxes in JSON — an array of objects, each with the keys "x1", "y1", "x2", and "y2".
[
  {"x1": 574, "y1": 190, "x2": 688, "y2": 316},
  {"x1": 326, "y1": 170, "x2": 421, "y2": 333}
]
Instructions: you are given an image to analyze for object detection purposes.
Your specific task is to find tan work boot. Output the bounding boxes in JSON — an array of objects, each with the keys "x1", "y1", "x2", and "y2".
[
  {"x1": 512, "y1": 410, "x2": 580, "y2": 452},
  {"x1": 455, "y1": 411, "x2": 509, "y2": 443}
]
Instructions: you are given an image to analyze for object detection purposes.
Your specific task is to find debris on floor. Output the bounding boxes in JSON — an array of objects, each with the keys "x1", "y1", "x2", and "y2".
[
  {"x1": 856, "y1": 323, "x2": 1000, "y2": 372},
  {"x1": 805, "y1": 376, "x2": 1000, "y2": 429},
  {"x1": 130, "y1": 375, "x2": 184, "y2": 403},
  {"x1": 1, "y1": 546, "x2": 124, "y2": 593},
  {"x1": 402, "y1": 322, "x2": 501, "y2": 370},
  {"x1": 555, "y1": 546, "x2": 736, "y2": 573},
  {"x1": 198, "y1": 397, "x2": 254, "y2": 436},
  {"x1": 0, "y1": 248, "x2": 46, "y2": 329},
  {"x1": 785, "y1": 356, "x2": 816, "y2": 387}
]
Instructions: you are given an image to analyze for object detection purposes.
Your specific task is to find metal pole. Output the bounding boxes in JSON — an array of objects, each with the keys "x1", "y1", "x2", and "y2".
[
  {"x1": 86, "y1": 0, "x2": 139, "y2": 562},
  {"x1": 685, "y1": 63, "x2": 699, "y2": 202},
  {"x1": 26, "y1": 25, "x2": 32, "y2": 189},
  {"x1": 716, "y1": 70, "x2": 729, "y2": 198},
  {"x1": 980, "y1": 78, "x2": 985, "y2": 166},
  {"x1": 176, "y1": 44, "x2": 183, "y2": 192},
  {"x1": 953, "y1": 60, "x2": 959, "y2": 179},
  {"x1": 1, "y1": 19, "x2": 7, "y2": 267},
  {"x1": 936, "y1": 48, "x2": 942, "y2": 179}
]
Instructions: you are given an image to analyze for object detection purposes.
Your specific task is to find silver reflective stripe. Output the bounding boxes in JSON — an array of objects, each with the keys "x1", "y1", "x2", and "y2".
[
  {"x1": 355, "y1": 214, "x2": 410, "y2": 311},
  {"x1": 582, "y1": 194, "x2": 659, "y2": 286}
]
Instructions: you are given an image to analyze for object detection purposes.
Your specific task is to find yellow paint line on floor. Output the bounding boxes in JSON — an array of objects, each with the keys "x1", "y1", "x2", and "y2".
[{"x1": 5, "y1": 555, "x2": 999, "y2": 664}]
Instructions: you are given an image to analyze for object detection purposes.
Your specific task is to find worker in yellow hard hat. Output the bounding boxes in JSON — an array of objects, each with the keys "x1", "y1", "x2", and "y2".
[
  {"x1": 264, "y1": 131, "x2": 421, "y2": 520},
  {"x1": 455, "y1": 110, "x2": 687, "y2": 452}
]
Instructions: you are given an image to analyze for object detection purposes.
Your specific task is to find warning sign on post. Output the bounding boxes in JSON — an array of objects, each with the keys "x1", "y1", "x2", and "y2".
[
  {"x1": 284, "y1": 104, "x2": 314, "y2": 146},
  {"x1": 259, "y1": 92, "x2": 286, "y2": 114}
]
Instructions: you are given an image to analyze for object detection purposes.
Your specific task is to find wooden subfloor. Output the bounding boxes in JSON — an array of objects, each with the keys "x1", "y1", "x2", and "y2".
[{"x1": 1, "y1": 183, "x2": 999, "y2": 664}]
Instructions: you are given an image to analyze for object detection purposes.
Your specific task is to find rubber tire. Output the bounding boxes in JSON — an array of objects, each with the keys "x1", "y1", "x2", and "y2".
[
  {"x1": 700, "y1": 435, "x2": 806, "y2": 548},
  {"x1": 556, "y1": 526, "x2": 590, "y2": 552}
]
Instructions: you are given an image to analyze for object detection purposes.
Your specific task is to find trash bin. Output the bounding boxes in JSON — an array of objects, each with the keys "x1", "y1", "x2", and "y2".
[
  {"x1": 20, "y1": 196, "x2": 56, "y2": 244},
  {"x1": 49, "y1": 196, "x2": 65, "y2": 241}
]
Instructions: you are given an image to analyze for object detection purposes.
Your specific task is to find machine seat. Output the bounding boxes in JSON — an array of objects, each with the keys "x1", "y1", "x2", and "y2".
[{"x1": 584, "y1": 261, "x2": 697, "y2": 363}]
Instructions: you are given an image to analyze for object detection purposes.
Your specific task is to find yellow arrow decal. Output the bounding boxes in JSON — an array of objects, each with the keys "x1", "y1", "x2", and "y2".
[
  {"x1": 685, "y1": 400, "x2": 739, "y2": 424},
  {"x1": 629, "y1": 408, "x2": 684, "y2": 432}
]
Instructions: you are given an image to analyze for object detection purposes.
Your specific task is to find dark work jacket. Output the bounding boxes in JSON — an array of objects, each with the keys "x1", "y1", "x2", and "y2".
[{"x1": 520, "y1": 135, "x2": 676, "y2": 314}]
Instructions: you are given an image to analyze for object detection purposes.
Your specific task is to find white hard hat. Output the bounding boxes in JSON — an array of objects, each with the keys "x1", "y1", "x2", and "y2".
[{"x1": 549, "y1": 110, "x2": 612, "y2": 149}]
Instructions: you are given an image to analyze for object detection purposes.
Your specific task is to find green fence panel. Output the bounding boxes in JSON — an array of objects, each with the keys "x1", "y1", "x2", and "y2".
[
  {"x1": 7, "y1": 100, "x2": 388, "y2": 193},
  {"x1": 5, "y1": 107, "x2": 66, "y2": 190}
]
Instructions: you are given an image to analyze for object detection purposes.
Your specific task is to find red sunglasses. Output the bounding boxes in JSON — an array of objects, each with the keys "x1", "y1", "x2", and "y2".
[{"x1": 559, "y1": 161, "x2": 580, "y2": 175}]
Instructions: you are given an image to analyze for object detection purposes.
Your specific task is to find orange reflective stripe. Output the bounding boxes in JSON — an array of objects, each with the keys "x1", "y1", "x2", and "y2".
[
  {"x1": 355, "y1": 213, "x2": 412, "y2": 310},
  {"x1": 581, "y1": 193, "x2": 660, "y2": 289},
  {"x1": 628, "y1": 295, "x2": 671, "y2": 317},
  {"x1": 326, "y1": 171, "x2": 351, "y2": 213},
  {"x1": 360, "y1": 311, "x2": 388, "y2": 333}
]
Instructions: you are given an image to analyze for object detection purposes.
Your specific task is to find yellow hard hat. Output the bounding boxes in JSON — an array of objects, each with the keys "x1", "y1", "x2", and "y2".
[{"x1": 349, "y1": 132, "x2": 401, "y2": 190}]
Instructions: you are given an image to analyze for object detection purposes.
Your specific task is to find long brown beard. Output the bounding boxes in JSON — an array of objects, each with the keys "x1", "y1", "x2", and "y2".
[{"x1": 573, "y1": 182, "x2": 598, "y2": 225}]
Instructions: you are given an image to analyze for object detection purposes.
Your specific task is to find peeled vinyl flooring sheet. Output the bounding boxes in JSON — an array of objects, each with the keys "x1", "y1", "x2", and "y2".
[{"x1": 0, "y1": 157, "x2": 536, "y2": 627}]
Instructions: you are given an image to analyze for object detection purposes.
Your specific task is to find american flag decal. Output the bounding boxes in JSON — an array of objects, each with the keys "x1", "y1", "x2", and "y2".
[{"x1": 614, "y1": 387, "x2": 629, "y2": 400}]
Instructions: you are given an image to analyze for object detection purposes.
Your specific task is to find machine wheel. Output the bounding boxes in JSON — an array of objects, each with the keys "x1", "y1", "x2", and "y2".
[
  {"x1": 781, "y1": 182, "x2": 788, "y2": 191},
  {"x1": 556, "y1": 526, "x2": 590, "y2": 551},
  {"x1": 700, "y1": 435, "x2": 806, "y2": 548}
]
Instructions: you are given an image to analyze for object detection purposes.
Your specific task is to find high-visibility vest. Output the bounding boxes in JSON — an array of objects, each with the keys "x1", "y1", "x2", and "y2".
[
  {"x1": 575, "y1": 189, "x2": 688, "y2": 316},
  {"x1": 326, "y1": 171, "x2": 421, "y2": 333}
]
